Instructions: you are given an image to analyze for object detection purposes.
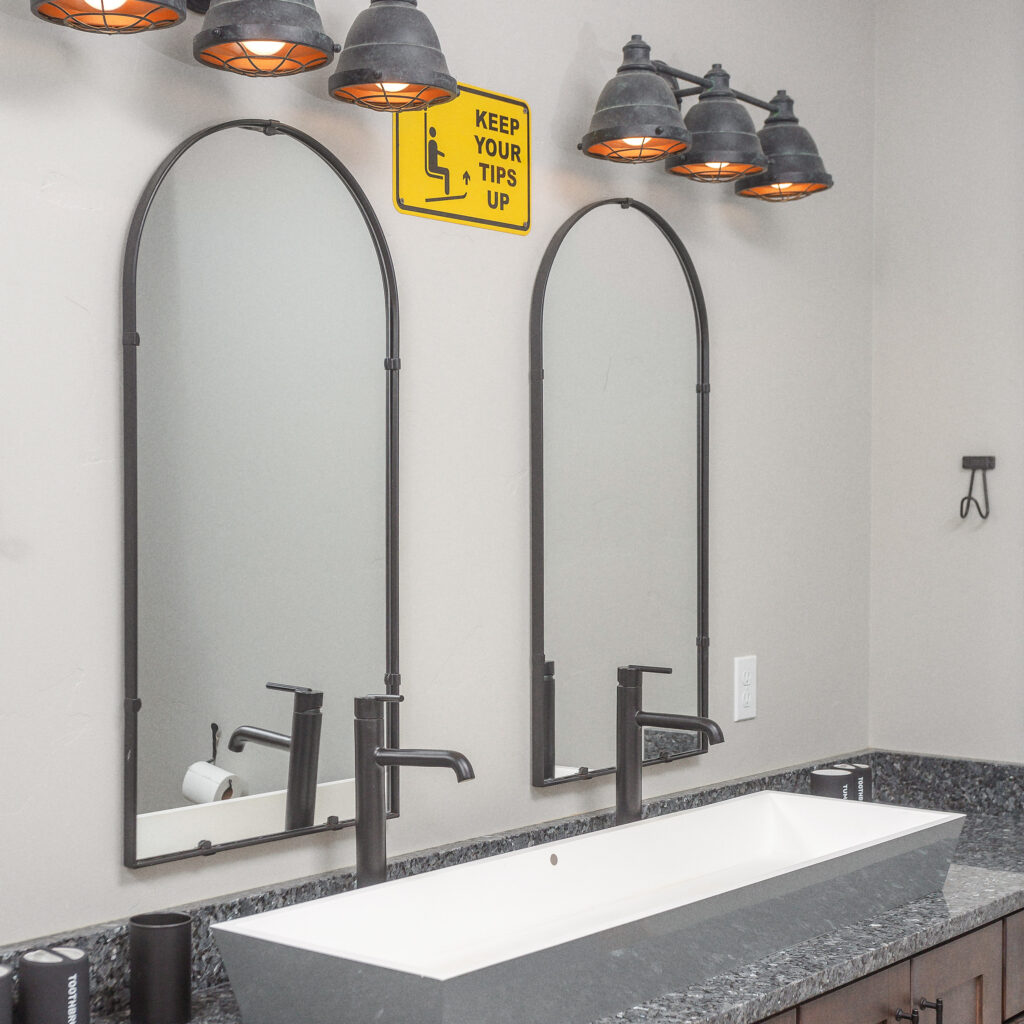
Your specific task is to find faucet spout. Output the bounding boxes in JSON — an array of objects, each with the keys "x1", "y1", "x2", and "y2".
[
  {"x1": 374, "y1": 747, "x2": 475, "y2": 782},
  {"x1": 635, "y1": 712, "x2": 725, "y2": 744},
  {"x1": 228, "y1": 726, "x2": 291, "y2": 753}
]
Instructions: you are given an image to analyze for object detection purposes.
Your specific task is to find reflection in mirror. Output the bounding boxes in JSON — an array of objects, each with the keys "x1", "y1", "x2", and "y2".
[
  {"x1": 530, "y1": 199, "x2": 709, "y2": 786},
  {"x1": 124, "y1": 121, "x2": 398, "y2": 865}
]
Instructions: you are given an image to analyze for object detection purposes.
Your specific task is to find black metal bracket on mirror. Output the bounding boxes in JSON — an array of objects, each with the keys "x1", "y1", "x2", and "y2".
[
  {"x1": 122, "y1": 120, "x2": 401, "y2": 867},
  {"x1": 529, "y1": 197, "x2": 710, "y2": 788}
]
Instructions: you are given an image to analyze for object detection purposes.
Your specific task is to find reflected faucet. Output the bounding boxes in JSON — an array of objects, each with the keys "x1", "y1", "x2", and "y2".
[
  {"x1": 615, "y1": 665, "x2": 724, "y2": 826},
  {"x1": 354, "y1": 694, "x2": 474, "y2": 887},
  {"x1": 228, "y1": 682, "x2": 323, "y2": 831}
]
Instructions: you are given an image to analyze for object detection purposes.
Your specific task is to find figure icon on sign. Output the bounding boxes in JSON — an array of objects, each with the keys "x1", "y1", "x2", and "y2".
[
  {"x1": 424, "y1": 120, "x2": 467, "y2": 203},
  {"x1": 427, "y1": 127, "x2": 449, "y2": 194}
]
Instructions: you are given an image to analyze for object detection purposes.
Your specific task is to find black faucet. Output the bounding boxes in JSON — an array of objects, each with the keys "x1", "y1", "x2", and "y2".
[
  {"x1": 228, "y1": 682, "x2": 324, "y2": 831},
  {"x1": 615, "y1": 665, "x2": 724, "y2": 826},
  {"x1": 354, "y1": 694, "x2": 474, "y2": 887}
]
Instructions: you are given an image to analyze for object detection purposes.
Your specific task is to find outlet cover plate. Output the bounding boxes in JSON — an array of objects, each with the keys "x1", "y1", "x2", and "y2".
[{"x1": 734, "y1": 655, "x2": 756, "y2": 721}]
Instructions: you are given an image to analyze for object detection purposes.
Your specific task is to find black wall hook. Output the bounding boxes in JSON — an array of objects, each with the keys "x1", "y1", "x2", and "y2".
[{"x1": 960, "y1": 456, "x2": 995, "y2": 520}]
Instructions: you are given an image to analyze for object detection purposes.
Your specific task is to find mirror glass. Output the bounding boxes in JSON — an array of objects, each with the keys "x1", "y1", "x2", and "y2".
[
  {"x1": 128, "y1": 125, "x2": 390, "y2": 862},
  {"x1": 532, "y1": 202, "x2": 706, "y2": 782}
]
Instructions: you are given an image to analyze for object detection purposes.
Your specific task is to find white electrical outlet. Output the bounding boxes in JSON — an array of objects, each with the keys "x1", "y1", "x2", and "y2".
[{"x1": 734, "y1": 655, "x2": 757, "y2": 721}]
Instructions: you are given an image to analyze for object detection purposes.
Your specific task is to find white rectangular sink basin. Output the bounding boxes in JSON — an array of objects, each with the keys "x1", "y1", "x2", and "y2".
[{"x1": 214, "y1": 792, "x2": 963, "y2": 1024}]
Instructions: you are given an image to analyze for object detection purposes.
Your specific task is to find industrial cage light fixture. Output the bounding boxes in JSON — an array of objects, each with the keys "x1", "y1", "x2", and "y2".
[
  {"x1": 193, "y1": 0, "x2": 336, "y2": 77},
  {"x1": 29, "y1": 0, "x2": 457, "y2": 103},
  {"x1": 582, "y1": 36, "x2": 833, "y2": 202},
  {"x1": 328, "y1": 0, "x2": 458, "y2": 111}
]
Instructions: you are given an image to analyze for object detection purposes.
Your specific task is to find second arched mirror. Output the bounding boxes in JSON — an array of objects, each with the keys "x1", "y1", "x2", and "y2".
[{"x1": 530, "y1": 198, "x2": 709, "y2": 786}]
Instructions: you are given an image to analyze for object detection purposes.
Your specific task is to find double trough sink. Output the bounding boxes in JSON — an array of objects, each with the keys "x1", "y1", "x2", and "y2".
[{"x1": 214, "y1": 791, "x2": 963, "y2": 1024}]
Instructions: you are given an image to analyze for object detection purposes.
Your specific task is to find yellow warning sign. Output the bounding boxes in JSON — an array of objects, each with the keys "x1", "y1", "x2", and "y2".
[{"x1": 394, "y1": 84, "x2": 530, "y2": 235}]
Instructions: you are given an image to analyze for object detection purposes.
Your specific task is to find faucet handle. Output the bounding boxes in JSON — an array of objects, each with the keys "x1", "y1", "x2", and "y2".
[
  {"x1": 266, "y1": 682, "x2": 324, "y2": 711},
  {"x1": 618, "y1": 665, "x2": 673, "y2": 686},
  {"x1": 354, "y1": 693, "x2": 404, "y2": 720}
]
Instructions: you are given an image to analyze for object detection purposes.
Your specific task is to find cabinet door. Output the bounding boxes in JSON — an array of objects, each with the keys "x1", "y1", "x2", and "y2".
[
  {"x1": 1006, "y1": 909, "x2": 1024, "y2": 1019},
  {"x1": 911, "y1": 922, "x2": 1002, "y2": 1024},
  {"x1": 761, "y1": 1012, "x2": 796, "y2": 1024},
  {"x1": 800, "y1": 962, "x2": 911, "y2": 1024}
]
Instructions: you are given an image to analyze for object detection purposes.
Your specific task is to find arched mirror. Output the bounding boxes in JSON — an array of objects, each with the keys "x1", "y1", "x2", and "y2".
[
  {"x1": 123, "y1": 121, "x2": 400, "y2": 866},
  {"x1": 530, "y1": 198, "x2": 709, "y2": 786}
]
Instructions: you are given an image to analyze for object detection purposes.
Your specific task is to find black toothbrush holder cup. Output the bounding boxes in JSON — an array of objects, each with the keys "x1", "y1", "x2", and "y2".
[
  {"x1": 17, "y1": 947, "x2": 89, "y2": 1024},
  {"x1": 0, "y1": 964, "x2": 12, "y2": 1024},
  {"x1": 129, "y1": 913, "x2": 192, "y2": 1024}
]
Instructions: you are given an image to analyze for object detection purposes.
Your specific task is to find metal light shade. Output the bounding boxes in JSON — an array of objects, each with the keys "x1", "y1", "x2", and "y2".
[
  {"x1": 735, "y1": 91, "x2": 833, "y2": 202},
  {"x1": 194, "y1": 0, "x2": 335, "y2": 77},
  {"x1": 329, "y1": 0, "x2": 457, "y2": 112},
  {"x1": 580, "y1": 35, "x2": 689, "y2": 163},
  {"x1": 31, "y1": 0, "x2": 184, "y2": 32},
  {"x1": 666, "y1": 65, "x2": 765, "y2": 182}
]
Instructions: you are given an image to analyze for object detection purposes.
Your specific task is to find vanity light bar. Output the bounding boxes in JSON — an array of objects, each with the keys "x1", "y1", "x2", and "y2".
[
  {"x1": 581, "y1": 36, "x2": 834, "y2": 202},
  {"x1": 29, "y1": 0, "x2": 458, "y2": 104}
]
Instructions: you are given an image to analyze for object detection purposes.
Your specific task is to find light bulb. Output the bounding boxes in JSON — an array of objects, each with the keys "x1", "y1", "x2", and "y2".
[
  {"x1": 775, "y1": 183, "x2": 794, "y2": 190},
  {"x1": 84, "y1": 0, "x2": 127, "y2": 9},
  {"x1": 622, "y1": 137, "x2": 647, "y2": 146},
  {"x1": 705, "y1": 162, "x2": 727, "y2": 169},
  {"x1": 381, "y1": 82, "x2": 410, "y2": 92},
  {"x1": 244, "y1": 39, "x2": 287, "y2": 56}
]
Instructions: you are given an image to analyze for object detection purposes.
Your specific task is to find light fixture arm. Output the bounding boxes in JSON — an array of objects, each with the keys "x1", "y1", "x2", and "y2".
[
  {"x1": 653, "y1": 60, "x2": 778, "y2": 113},
  {"x1": 651, "y1": 61, "x2": 709, "y2": 90}
]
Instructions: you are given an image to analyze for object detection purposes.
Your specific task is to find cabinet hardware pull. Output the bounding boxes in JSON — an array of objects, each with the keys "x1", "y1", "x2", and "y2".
[
  {"x1": 919, "y1": 998, "x2": 943, "y2": 1024},
  {"x1": 895, "y1": 1010, "x2": 919, "y2": 1024}
]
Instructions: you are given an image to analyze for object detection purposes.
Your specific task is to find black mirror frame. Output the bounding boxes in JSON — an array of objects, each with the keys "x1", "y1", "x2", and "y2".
[
  {"x1": 529, "y1": 197, "x2": 710, "y2": 788},
  {"x1": 122, "y1": 119, "x2": 402, "y2": 867}
]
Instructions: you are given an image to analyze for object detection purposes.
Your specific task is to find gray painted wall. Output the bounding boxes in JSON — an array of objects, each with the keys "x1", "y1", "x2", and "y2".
[
  {"x1": 869, "y1": 1, "x2": 1024, "y2": 761},
  {"x1": 2, "y1": 0, "x2": 877, "y2": 944}
]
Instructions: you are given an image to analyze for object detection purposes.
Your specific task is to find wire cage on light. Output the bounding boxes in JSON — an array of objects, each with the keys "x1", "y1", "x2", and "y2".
[{"x1": 31, "y1": 0, "x2": 185, "y2": 33}]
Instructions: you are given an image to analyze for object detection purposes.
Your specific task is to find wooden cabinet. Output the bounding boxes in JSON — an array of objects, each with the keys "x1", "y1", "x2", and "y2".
[
  {"x1": 799, "y1": 962, "x2": 911, "y2": 1024},
  {"x1": 911, "y1": 922, "x2": 1002, "y2": 1024},
  {"x1": 761, "y1": 1012, "x2": 796, "y2": 1024},
  {"x1": 1005, "y1": 909, "x2": 1024, "y2": 1020},
  {"x1": 770, "y1": 924, "x2": 1005, "y2": 1024}
]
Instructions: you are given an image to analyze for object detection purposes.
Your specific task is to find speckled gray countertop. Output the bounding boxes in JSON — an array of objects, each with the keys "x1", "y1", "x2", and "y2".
[
  {"x1": 591, "y1": 814, "x2": 1024, "y2": 1024},
  {"x1": 1, "y1": 752, "x2": 1009, "y2": 1024},
  {"x1": 90, "y1": 811, "x2": 1024, "y2": 1024}
]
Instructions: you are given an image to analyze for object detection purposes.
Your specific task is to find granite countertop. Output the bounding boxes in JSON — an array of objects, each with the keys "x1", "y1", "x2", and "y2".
[{"x1": 93, "y1": 811, "x2": 1024, "y2": 1024}]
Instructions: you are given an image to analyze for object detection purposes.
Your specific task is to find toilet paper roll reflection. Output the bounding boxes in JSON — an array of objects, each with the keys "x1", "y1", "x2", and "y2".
[{"x1": 182, "y1": 761, "x2": 240, "y2": 803}]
